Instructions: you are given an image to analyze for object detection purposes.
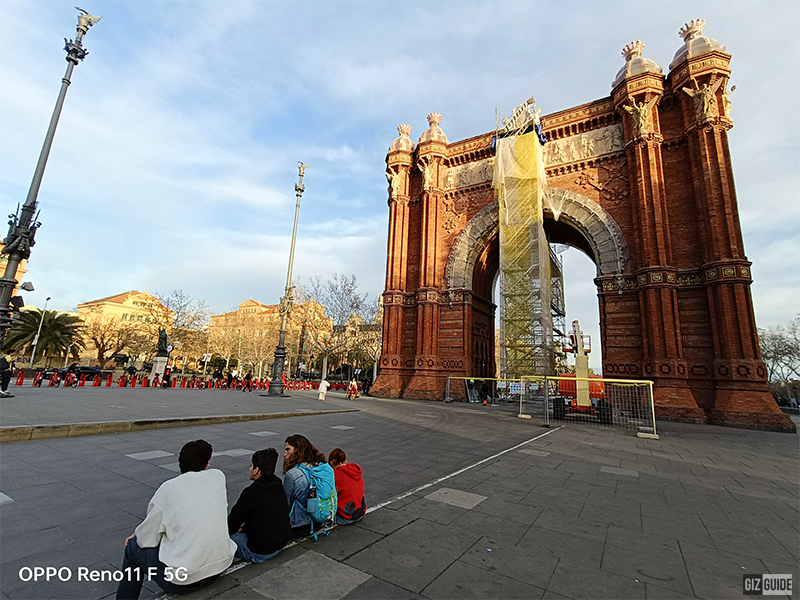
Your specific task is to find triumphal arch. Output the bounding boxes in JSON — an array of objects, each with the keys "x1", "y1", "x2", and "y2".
[{"x1": 371, "y1": 20, "x2": 795, "y2": 432}]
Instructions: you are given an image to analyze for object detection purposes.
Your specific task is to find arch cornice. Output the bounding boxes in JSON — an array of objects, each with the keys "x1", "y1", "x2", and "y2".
[{"x1": 444, "y1": 188, "x2": 629, "y2": 291}]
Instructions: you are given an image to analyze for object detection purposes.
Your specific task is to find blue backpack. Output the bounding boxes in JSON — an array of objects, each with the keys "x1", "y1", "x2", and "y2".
[{"x1": 296, "y1": 463, "x2": 338, "y2": 540}]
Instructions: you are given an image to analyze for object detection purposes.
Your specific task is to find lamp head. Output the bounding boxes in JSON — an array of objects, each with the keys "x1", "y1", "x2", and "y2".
[{"x1": 20, "y1": 282, "x2": 34, "y2": 292}]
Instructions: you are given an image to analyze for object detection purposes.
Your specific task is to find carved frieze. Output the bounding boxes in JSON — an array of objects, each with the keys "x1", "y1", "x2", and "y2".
[
  {"x1": 544, "y1": 124, "x2": 623, "y2": 167},
  {"x1": 445, "y1": 158, "x2": 495, "y2": 190}
]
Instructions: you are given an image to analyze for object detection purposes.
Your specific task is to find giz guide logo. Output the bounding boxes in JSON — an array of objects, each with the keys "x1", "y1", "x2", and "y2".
[{"x1": 743, "y1": 574, "x2": 793, "y2": 596}]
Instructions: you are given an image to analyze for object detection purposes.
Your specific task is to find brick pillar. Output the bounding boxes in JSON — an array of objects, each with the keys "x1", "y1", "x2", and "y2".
[
  {"x1": 404, "y1": 121, "x2": 448, "y2": 399},
  {"x1": 672, "y1": 54, "x2": 794, "y2": 431},
  {"x1": 372, "y1": 127, "x2": 414, "y2": 398},
  {"x1": 613, "y1": 72, "x2": 704, "y2": 421}
]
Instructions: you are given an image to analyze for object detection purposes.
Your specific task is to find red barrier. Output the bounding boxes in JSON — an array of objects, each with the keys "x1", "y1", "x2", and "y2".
[
  {"x1": 180, "y1": 378, "x2": 186, "y2": 389},
  {"x1": 142, "y1": 376, "x2": 149, "y2": 388},
  {"x1": 557, "y1": 374, "x2": 605, "y2": 399},
  {"x1": 106, "y1": 374, "x2": 113, "y2": 387},
  {"x1": 130, "y1": 376, "x2": 137, "y2": 388},
  {"x1": 118, "y1": 376, "x2": 127, "y2": 387},
  {"x1": 15, "y1": 372, "x2": 24, "y2": 386},
  {"x1": 171, "y1": 378, "x2": 177, "y2": 388},
  {"x1": 153, "y1": 375, "x2": 160, "y2": 388},
  {"x1": 48, "y1": 373, "x2": 58, "y2": 387},
  {"x1": 32, "y1": 372, "x2": 42, "y2": 386},
  {"x1": 93, "y1": 375, "x2": 101, "y2": 387},
  {"x1": 78, "y1": 374, "x2": 87, "y2": 387}
]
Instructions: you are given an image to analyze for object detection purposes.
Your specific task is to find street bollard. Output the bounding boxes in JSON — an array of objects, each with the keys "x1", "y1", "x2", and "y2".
[
  {"x1": 78, "y1": 374, "x2": 86, "y2": 387},
  {"x1": 180, "y1": 378, "x2": 186, "y2": 389},
  {"x1": 130, "y1": 376, "x2": 137, "y2": 388},
  {"x1": 93, "y1": 375, "x2": 100, "y2": 387},
  {"x1": 15, "y1": 371, "x2": 24, "y2": 386}
]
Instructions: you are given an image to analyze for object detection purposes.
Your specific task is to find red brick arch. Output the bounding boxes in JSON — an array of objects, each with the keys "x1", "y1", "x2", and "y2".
[{"x1": 371, "y1": 39, "x2": 795, "y2": 432}]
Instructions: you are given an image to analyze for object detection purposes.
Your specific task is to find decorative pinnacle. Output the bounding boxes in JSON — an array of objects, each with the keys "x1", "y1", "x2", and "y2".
[
  {"x1": 427, "y1": 113, "x2": 442, "y2": 128},
  {"x1": 397, "y1": 124, "x2": 412, "y2": 137},
  {"x1": 679, "y1": 19, "x2": 706, "y2": 42},
  {"x1": 621, "y1": 41, "x2": 645, "y2": 62}
]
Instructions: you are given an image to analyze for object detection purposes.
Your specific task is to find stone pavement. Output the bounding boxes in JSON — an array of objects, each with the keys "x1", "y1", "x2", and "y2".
[
  {"x1": 0, "y1": 385, "x2": 357, "y2": 441},
  {"x1": 0, "y1": 389, "x2": 797, "y2": 599}
]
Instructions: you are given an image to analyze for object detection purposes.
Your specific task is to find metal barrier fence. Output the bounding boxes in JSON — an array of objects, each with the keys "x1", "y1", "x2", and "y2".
[
  {"x1": 444, "y1": 377, "x2": 525, "y2": 405},
  {"x1": 445, "y1": 375, "x2": 658, "y2": 439}
]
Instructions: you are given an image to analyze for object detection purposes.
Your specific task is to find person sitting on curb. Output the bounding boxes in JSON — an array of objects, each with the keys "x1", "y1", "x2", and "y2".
[
  {"x1": 228, "y1": 448, "x2": 291, "y2": 563},
  {"x1": 328, "y1": 448, "x2": 366, "y2": 525},
  {"x1": 116, "y1": 440, "x2": 236, "y2": 600},
  {"x1": 317, "y1": 378, "x2": 330, "y2": 402},
  {"x1": 282, "y1": 434, "x2": 327, "y2": 537}
]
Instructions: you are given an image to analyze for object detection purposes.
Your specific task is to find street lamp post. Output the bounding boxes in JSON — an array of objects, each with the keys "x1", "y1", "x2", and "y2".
[
  {"x1": 0, "y1": 9, "x2": 101, "y2": 352},
  {"x1": 30, "y1": 296, "x2": 51, "y2": 368},
  {"x1": 267, "y1": 162, "x2": 308, "y2": 396}
]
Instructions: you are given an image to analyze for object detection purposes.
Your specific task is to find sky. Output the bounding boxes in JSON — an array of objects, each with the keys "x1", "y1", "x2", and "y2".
[{"x1": 1, "y1": 0, "x2": 798, "y2": 372}]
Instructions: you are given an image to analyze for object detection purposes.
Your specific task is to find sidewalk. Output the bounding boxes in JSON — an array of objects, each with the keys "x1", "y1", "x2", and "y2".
[
  {"x1": 0, "y1": 392, "x2": 797, "y2": 599},
  {"x1": 0, "y1": 385, "x2": 357, "y2": 442},
  {"x1": 168, "y1": 419, "x2": 799, "y2": 600}
]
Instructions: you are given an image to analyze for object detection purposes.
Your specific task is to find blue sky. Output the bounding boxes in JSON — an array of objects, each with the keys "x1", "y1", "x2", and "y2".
[{"x1": 2, "y1": 1, "x2": 798, "y2": 371}]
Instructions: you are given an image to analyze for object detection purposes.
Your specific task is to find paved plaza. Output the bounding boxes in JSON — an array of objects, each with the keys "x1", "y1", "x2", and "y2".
[{"x1": 0, "y1": 387, "x2": 798, "y2": 599}]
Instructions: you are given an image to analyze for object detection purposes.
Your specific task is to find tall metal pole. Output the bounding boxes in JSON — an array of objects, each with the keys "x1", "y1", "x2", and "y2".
[
  {"x1": 29, "y1": 296, "x2": 51, "y2": 368},
  {"x1": 267, "y1": 162, "x2": 308, "y2": 396},
  {"x1": 0, "y1": 9, "x2": 101, "y2": 351}
]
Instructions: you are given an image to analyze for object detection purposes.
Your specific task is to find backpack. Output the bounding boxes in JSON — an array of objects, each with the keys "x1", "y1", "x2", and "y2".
[{"x1": 295, "y1": 463, "x2": 337, "y2": 541}]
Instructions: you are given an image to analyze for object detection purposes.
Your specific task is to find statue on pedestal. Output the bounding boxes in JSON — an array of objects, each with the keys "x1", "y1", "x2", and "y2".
[{"x1": 156, "y1": 329, "x2": 169, "y2": 357}]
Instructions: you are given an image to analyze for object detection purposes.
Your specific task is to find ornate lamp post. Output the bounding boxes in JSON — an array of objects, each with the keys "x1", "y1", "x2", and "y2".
[
  {"x1": 267, "y1": 162, "x2": 308, "y2": 396},
  {"x1": 29, "y1": 296, "x2": 51, "y2": 368},
  {"x1": 0, "y1": 8, "x2": 101, "y2": 351}
]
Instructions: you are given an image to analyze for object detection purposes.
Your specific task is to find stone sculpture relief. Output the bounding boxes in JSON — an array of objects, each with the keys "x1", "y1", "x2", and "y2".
[
  {"x1": 623, "y1": 96, "x2": 659, "y2": 138},
  {"x1": 721, "y1": 84, "x2": 735, "y2": 119},
  {"x1": 386, "y1": 166, "x2": 402, "y2": 198},
  {"x1": 683, "y1": 78, "x2": 724, "y2": 122},
  {"x1": 543, "y1": 124, "x2": 624, "y2": 167},
  {"x1": 444, "y1": 157, "x2": 495, "y2": 190}
]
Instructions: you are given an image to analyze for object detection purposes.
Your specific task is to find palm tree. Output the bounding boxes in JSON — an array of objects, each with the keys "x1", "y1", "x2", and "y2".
[{"x1": 4, "y1": 309, "x2": 84, "y2": 366}]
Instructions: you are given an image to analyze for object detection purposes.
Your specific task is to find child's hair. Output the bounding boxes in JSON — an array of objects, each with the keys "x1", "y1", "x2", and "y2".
[
  {"x1": 251, "y1": 448, "x2": 278, "y2": 475},
  {"x1": 328, "y1": 447, "x2": 347, "y2": 468}
]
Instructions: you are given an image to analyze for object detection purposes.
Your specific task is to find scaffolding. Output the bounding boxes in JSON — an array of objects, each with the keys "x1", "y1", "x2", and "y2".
[{"x1": 494, "y1": 98, "x2": 554, "y2": 379}]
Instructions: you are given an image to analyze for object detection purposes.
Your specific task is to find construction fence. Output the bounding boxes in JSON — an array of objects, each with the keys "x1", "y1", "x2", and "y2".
[{"x1": 445, "y1": 375, "x2": 658, "y2": 439}]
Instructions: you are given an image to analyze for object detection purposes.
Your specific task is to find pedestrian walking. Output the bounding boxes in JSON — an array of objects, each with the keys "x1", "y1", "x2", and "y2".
[
  {"x1": 0, "y1": 352, "x2": 15, "y2": 397},
  {"x1": 242, "y1": 371, "x2": 253, "y2": 392},
  {"x1": 317, "y1": 378, "x2": 330, "y2": 402},
  {"x1": 346, "y1": 378, "x2": 360, "y2": 400}
]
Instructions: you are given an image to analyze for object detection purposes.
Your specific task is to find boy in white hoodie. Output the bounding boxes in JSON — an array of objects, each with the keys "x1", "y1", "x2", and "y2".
[{"x1": 116, "y1": 440, "x2": 236, "y2": 599}]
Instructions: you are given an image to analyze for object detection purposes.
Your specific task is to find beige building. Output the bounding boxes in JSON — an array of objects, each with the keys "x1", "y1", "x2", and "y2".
[
  {"x1": 76, "y1": 290, "x2": 168, "y2": 323},
  {"x1": 209, "y1": 299, "x2": 329, "y2": 377},
  {"x1": 76, "y1": 291, "x2": 173, "y2": 366}
]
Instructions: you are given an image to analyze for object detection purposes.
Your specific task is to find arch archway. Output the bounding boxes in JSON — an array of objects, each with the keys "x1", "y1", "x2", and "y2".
[
  {"x1": 445, "y1": 189, "x2": 630, "y2": 291},
  {"x1": 373, "y1": 73, "x2": 794, "y2": 430}
]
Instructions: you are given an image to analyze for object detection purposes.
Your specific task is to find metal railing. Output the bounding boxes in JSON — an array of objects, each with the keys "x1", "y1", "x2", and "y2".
[{"x1": 445, "y1": 375, "x2": 658, "y2": 438}]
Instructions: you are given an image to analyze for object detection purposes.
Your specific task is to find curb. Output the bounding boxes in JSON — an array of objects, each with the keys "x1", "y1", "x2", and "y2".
[{"x1": 0, "y1": 409, "x2": 359, "y2": 443}]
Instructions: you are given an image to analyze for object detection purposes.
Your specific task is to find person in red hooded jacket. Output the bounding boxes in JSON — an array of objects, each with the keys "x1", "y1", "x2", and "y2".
[{"x1": 328, "y1": 448, "x2": 366, "y2": 525}]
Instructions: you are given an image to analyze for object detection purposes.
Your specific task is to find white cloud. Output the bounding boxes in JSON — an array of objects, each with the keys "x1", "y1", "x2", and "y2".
[{"x1": 1, "y1": 0, "x2": 796, "y2": 345}]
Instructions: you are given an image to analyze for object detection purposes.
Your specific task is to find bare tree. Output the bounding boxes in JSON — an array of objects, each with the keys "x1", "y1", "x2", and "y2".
[
  {"x1": 150, "y1": 290, "x2": 210, "y2": 373},
  {"x1": 80, "y1": 310, "x2": 139, "y2": 369},
  {"x1": 759, "y1": 315, "x2": 800, "y2": 404},
  {"x1": 297, "y1": 275, "x2": 371, "y2": 379}
]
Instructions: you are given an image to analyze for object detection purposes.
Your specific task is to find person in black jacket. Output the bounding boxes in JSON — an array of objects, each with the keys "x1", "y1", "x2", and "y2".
[{"x1": 228, "y1": 448, "x2": 291, "y2": 563}]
